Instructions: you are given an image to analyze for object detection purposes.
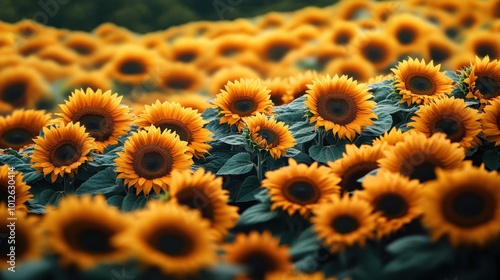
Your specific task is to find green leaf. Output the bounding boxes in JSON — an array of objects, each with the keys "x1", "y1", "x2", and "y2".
[
  {"x1": 2, "y1": 259, "x2": 56, "y2": 280},
  {"x1": 27, "y1": 202, "x2": 45, "y2": 214},
  {"x1": 289, "y1": 121, "x2": 317, "y2": 144},
  {"x1": 482, "y1": 148, "x2": 500, "y2": 170},
  {"x1": 76, "y1": 167, "x2": 121, "y2": 195},
  {"x1": 308, "y1": 144, "x2": 345, "y2": 164},
  {"x1": 293, "y1": 152, "x2": 312, "y2": 164},
  {"x1": 216, "y1": 153, "x2": 254, "y2": 175},
  {"x1": 206, "y1": 121, "x2": 232, "y2": 140},
  {"x1": 367, "y1": 79, "x2": 394, "y2": 102},
  {"x1": 384, "y1": 243, "x2": 453, "y2": 275},
  {"x1": 219, "y1": 134, "x2": 246, "y2": 146},
  {"x1": 363, "y1": 108, "x2": 393, "y2": 137},
  {"x1": 284, "y1": 148, "x2": 301, "y2": 158},
  {"x1": 236, "y1": 176, "x2": 260, "y2": 202},
  {"x1": 237, "y1": 201, "x2": 279, "y2": 226},
  {"x1": 0, "y1": 154, "x2": 25, "y2": 169},
  {"x1": 88, "y1": 153, "x2": 118, "y2": 168},
  {"x1": 289, "y1": 227, "x2": 321, "y2": 258},
  {"x1": 386, "y1": 235, "x2": 432, "y2": 254},
  {"x1": 121, "y1": 194, "x2": 149, "y2": 212},
  {"x1": 38, "y1": 189, "x2": 56, "y2": 205},
  {"x1": 201, "y1": 107, "x2": 219, "y2": 122},
  {"x1": 107, "y1": 195, "x2": 124, "y2": 209},
  {"x1": 197, "y1": 150, "x2": 236, "y2": 174}
]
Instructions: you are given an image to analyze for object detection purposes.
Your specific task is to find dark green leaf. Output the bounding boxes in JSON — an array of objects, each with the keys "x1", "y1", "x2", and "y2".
[
  {"x1": 121, "y1": 194, "x2": 148, "y2": 212},
  {"x1": 363, "y1": 109, "x2": 393, "y2": 137},
  {"x1": 293, "y1": 152, "x2": 312, "y2": 164},
  {"x1": 289, "y1": 227, "x2": 321, "y2": 258},
  {"x1": 38, "y1": 189, "x2": 56, "y2": 205},
  {"x1": 2, "y1": 259, "x2": 56, "y2": 280},
  {"x1": 482, "y1": 148, "x2": 500, "y2": 170},
  {"x1": 217, "y1": 153, "x2": 254, "y2": 175},
  {"x1": 219, "y1": 134, "x2": 246, "y2": 146},
  {"x1": 107, "y1": 195, "x2": 124, "y2": 209},
  {"x1": 386, "y1": 235, "x2": 432, "y2": 254},
  {"x1": 308, "y1": 144, "x2": 345, "y2": 164},
  {"x1": 76, "y1": 167, "x2": 120, "y2": 195},
  {"x1": 284, "y1": 148, "x2": 301, "y2": 157},
  {"x1": 237, "y1": 201, "x2": 278, "y2": 226},
  {"x1": 236, "y1": 176, "x2": 260, "y2": 202}
]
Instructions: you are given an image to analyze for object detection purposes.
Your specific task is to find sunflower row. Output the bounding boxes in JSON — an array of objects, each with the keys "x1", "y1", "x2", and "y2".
[{"x1": 1, "y1": 0, "x2": 500, "y2": 116}]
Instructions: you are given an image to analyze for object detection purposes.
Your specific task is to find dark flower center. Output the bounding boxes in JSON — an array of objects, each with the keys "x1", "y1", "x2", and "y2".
[
  {"x1": 118, "y1": 59, "x2": 146, "y2": 75},
  {"x1": 428, "y1": 44, "x2": 451, "y2": 64},
  {"x1": 152, "y1": 229, "x2": 194, "y2": 257},
  {"x1": 221, "y1": 46, "x2": 242, "y2": 57},
  {"x1": 400, "y1": 157, "x2": 440, "y2": 183},
  {"x1": 240, "y1": 251, "x2": 279, "y2": 279},
  {"x1": 0, "y1": 224, "x2": 29, "y2": 260},
  {"x1": 164, "y1": 76, "x2": 194, "y2": 90},
  {"x1": 375, "y1": 194, "x2": 408, "y2": 219},
  {"x1": 475, "y1": 76, "x2": 500, "y2": 99},
  {"x1": 69, "y1": 44, "x2": 93, "y2": 56},
  {"x1": 2, "y1": 82, "x2": 27, "y2": 107},
  {"x1": 332, "y1": 215, "x2": 359, "y2": 234},
  {"x1": 408, "y1": 75, "x2": 435, "y2": 95},
  {"x1": 432, "y1": 117, "x2": 466, "y2": 143},
  {"x1": 176, "y1": 52, "x2": 197, "y2": 63},
  {"x1": 175, "y1": 187, "x2": 215, "y2": 221},
  {"x1": 63, "y1": 222, "x2": 116, "y2": 254},
  {"x1": 445, "y1": 27, "x2": 459, "y2": 39},
  {"x1": 474, "y1": 43, "x2": 497, "y2": 59},
  {"x1": 443, "y1": 189, "x2": 496, "y2": 228},
  {"x1": 267, "y1": 44, "x2": 291, "y2": 62},
  {"x1": 155, "y1": 119, "x2": 193, "y2": 143},
  {"x1": 231, "y1": 98, "x2": 257, "y2": 116},
  {"x1": 317, "y1": 93, "x2": 358, "y2": 125},
  {"x1": 73, "y1": 108, "x2": 115, "y2": 142},
  {"x1": 340, "y1": 161, "x2": 379, "y2": 193},
  {"x1": 133, "y1": 145, "x2": 173, "y2": 179},
  {"x1": 335, "y1": 32, "x2": 352, "y2": 45},
  {"x1": 1, "y1": 127, "x2": 34, "y2": 149},
  {"x1": 50, "y1": 140, "x2": 81, "y2": 167},
  {"x1": 361, "y1": 42, "x2": 388, "y2": 64},
  {"x1": 396, "y1": 27, "x2": 416, "y2": 45},
  {"x1": 271, "y1": 95, "x2": 284, "y2": 106},
  {"x1": 283, "y1": 179, "x2": 320, "y2": 205},
  {"x1": 257, "y1": 128, "x2": 279, "y2": 146}
]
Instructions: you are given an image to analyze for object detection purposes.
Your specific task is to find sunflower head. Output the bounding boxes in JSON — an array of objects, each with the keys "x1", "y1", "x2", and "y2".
[
  {"x1": 392, "y1": 57, "x2": 454, "y2": 106},
  {"x1": 213, "y1": 78, "x2": 273, "y2": 131},
  {"x1": 262, "y1": 158, "x2": 340, "y2": 217},
  {"x1": 463, "y1": 56, "x2": 500, "y2": 103},
  {"x1": 224, "y1": 231, "x2": 292, "y2": 280},
  {"x1": 0, "y1": 109, "x2": 51, "y2": 150},
  {"x1": 421, "y1": 164, "x2": 500, "y2": 247},
  {"x1": 0, "y1": 65, "x2": 49, "y2": 112},
  {"x1": 31, "y1": 122, "x2": 97, "y2": 183},
  {"x1": 312, "y1": 195, "x2": 377, "y2": 252},
  {"x1": 0, "y1": 165, "x2": 32, "y2": 213},
  {"x1": 55, "y1": 88, "x2": 133, "y2": 153},
  {"x1": 304, "y1": 74, "x2": 377, "y2": 141},
  {"x1": 114, "y1": 125, "x2": 193, "y2": 196},
  {"x1": 243, "y1": 113, "x2": 295, "y2": 159},
  {"x1": 481, "y1": 96, "x2": 500, "y2": 146}
]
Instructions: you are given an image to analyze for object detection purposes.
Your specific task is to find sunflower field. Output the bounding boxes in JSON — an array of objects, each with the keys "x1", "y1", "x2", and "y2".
[{"x1": 1, "y1": 0, "x2": 500, "y2": 279}]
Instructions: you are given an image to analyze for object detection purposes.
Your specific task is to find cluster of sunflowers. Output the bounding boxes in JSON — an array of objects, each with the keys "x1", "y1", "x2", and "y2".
[{"x1": 1, "y1": 0, "x2": 500, "y2": 279}]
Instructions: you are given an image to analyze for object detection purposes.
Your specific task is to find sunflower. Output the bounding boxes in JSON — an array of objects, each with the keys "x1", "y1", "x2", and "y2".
[
  {"x1": 0, "y1": 204, "x2": 41, "y2": 269},
  {"x1": 465, "y1": 32, "x2": 500, "y2": 60},
  {"x1": 262, "y1": 158, "x2": 340, "y2": 217},
  {"x1": 235, "y1": 52, "x2": 273, "y2": 77},
  {"x1": 36, "y1": 44, "x2": 79, "y2": 66},
  {"x1": 350, "y1": 31, "x2": 398, "y2": 71},
  {"x1": 329, "y1": 143, "x2": 387, "y2": 195},
  {"x1": 326, "y1": 21, "x2": 360, "y2": 46},
  {"x1": 208, "y1": 66, "x2": 260, "y2": 96},
  {"x1": 409, "y1": 97, "x2": 481, "y2": 149},
  {"x1": 325, "y1": 56, "x2": 376, "y2": 82},
  {"x1": 335, "y1": 0, "x2": 373, "y2": 21},
  {"x1": 62, "y1": 71, "x2": 111, "y2": 98},
  {"x1": 357, "y1": 170, "x2": 422, "y2": 238},
  {"x1": 24, "y1": 56, "x2": 79, "y2": 83},
  {"x1": 166, "y1": 168, "x2": 239, "y2": 241},
  {"x1": 421, "y1": 164, "x2": 500, "y2": 247},
  {"x1": 265, "y1": 271, "x2": 326, "y2": 280},
  {"x1": 304, "y1": 74, "x2": 377, "y2": 141},
  {"x1": 31, "y1": 122, "x2": 97, "y2": 183},
  {"x1": 17, "y1": 36, "x2": 57, "y2": 57},
  {"x1": 114, "y1": 125, "x2": 193, "y2": 196},
  {"x1": 42, "y1": 195, "x2": 131, "y2": 269},
  {"x1": 163, "y1": 37, "x2": 210, "y2": 65},
  {"x1": 155, "y1": 62, "x2": 205, "y2": 93},
  {"x1": 312, "y1": 195, "x2": 377, "y2": 253},
  {"x1": 378, "y1": 132, "x2": 465, "y2": 183},
  {"x1": 286, "y1": 6, "x2": 331, "y2": 30},
  {"x1": 211, "y1": 34, "x2": 253, "y2": 58},
  {"x1": 371, "y1": 127, "x2": 411, "y2": 147},
  {"x1": 12, "y1": 19, "x2": 44, "y2": 38},
  {"x1": 105, "y1": 45, "x2": 158, "y2": 86},
  {"x1": 224, "y1": 231, "x2": 292, "y2": 280},
  {"x1": 0, "y1": 165, "x2": 32, "y2": 213},
  {"x1": 262, "y1": 77, "x2": 292, "y2": 106},
  {"x1": 288, "y1": 70, "x2": 319, "y2": 101},
  {"x1": 256, "y1": 12, "x2": 287, "y2": 30},
  {"x1": 0, "y1": 109, "x2": 51, "y2": 150},
  {"x1": 63, "y1": 32, "x2": 99, "y2": 58},
  {"x1": 463, "y1": 56, "x2": 500, "y2": 103},
  {"x1": 256, "y1": 31, "x2": 302, "y2": 62},
  {"x1": 114, "y1": 203, "x2": 216, "y2": 276},
  {"x1": 424, "y1": 35, "x2": 457, "y2": 65},
  {"x1": 213, "y1": 78, "x2": 273, "y2": 131},
  {"x1": 481, "y1": 97, "x2": 500, "y2": 146},
  {"x1": 0, "y1": 65, "x2": 48, "y2": 112},
  {"x1": 135, "y1": 100, "x2": 212, "y2": 158},
  {"x1": 385, "y1": 14, "x2": 434, "y2": 53},
  {"x1": 392, "y1": 57, "x2": 454, "y2": 106},
  {"x1": 55, "y1": 88, "x2": 133, "y2": 153},
  {"x1": 243, "y1": 113, "x2": 295, "y2": 159}
]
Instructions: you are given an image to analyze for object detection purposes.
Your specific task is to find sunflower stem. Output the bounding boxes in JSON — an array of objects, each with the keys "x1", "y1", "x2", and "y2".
[
  {"x1": 63, "y1": 175, "x2": 74, "y2": 193},
  {"x1": 256, "y1": 152, "x2": 264, "y2": 181}
]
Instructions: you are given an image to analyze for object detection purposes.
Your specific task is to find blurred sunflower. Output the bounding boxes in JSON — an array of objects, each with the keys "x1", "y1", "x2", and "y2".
[
  {"x1": 0, "y1": 205, "x2": 41, "y2": 268},
  {"x1": 421, "y1": 164, "x2": 500, "y2": 247},
  {"x1": 211, "y1": 34, "x2": 253, "y2": 58},
  {"x1": 243, "y1": 113, "x2": 295, "y2": 159},
  {"x1": 0, "y1": 65, "x2": 49, "y2": 112},
  {"x1": 424, "y1": 35, "x2": 457, "y2": 65},
  {"x1": 135, "y1": 100, "x2": 212, "y2": 159},
  {"x1": 379, "y1": 132, "x2": 465, "y2": 183},
  {"x1": 55, "y1": 88, "x2": 132, "y2": 153},
  {"x1": 325, "y1": 56, "x2": 376, "y2": 82},
  {"x1": 335, "y1": 0, "x2": 373, "y2": 21},
  {"x1": 257, "y1": 12, "x2": 287, "y2": 30},
  {"x1": 304, "y1": 74, "x2": 377, "y2": 141},
  {"x1": 224, "y1": 231, "x2": 292, "y2": 280},
  {"x1": 12, "y1": 19, "x2": 44, "y2": 38},
  {"x1": 62, "y1": 71, "x2": 111, "y2": 98},
  {"x1": 287, "y1": 6, "x2": 331, "y2": 31},
  {"x1": 262, "y1": 77, "x2": 292, "y2": 106},
  {"x1": 63, "y1": 32, "x2": 99, "y2": 58},
  {"x1": 463, "y1": 56, "x2": 500, "y2": 103},
  {"x1": 0, "y1": 165, "x2": 32, "y2": 213},
  {"x1": 465, "y1": 32, "x2": 500, "y2": 60},
  {"x1": 155, "y1": 62, "x2": 205, "y2": 93},
  {"x1": 358, "y1": 170, "x2": 422, "y2": 238},
  {"x1": 213, "y1": 78, "x2": 273, "y2": 131},
  {"x1": 350, "y1": 31, "x2": 398, "y2": 71},
  {"x1": 385, "y1": 14, "x2": 434, "y2": 53},
  {"x1": 114, "y1": 203, "x2": 216, "y2": 276},
  {"x1": 265, "y1": 271, "x2": 326, "y2": 280},
  {"x1": 42, "y1": 195, "x2": 131, "y2": 269},
  {"x1": 262, "y1": 158, "x2": 340, "y2": 217},
  {"x1": 256, "y1": 31, "x2": 302, "y2": 62},
  {"x1": 209, "y1": 66, "x2": 259, "y2": 96},
  {"x1": 114, "y1": 125, "x2": 193, "y2": 196},
  {"x1": 288, "y1": 70, "x2": 319, "y2": 101},
  {"x1": 162, "y1": 37, "x2": 210, "y2": 65},
  {"x1": 409, "y1": 97, "x2": 481, "y2": 149},
  {"x1": 17, "y1": 36, "x2": 57, "y2": 57},
  {"x1": 325, "y1": 21, "x2": 360, "y2": 46},
  {"x1": 481, "y1": 97, "x2": 500, "y2": 146},
  {"x1": 329, "y1": 143, "x2": 386, "y2": 194},
  {"x1": 0, "y1": 109, "x2": 51, "y2": 150},
  {"x1": 392, "y1": 57, "x2": 454, "y2": 105},
  {"x1": 166, "y1": 168, "x2": 239, "y2": 241},
  {"x1": 31, "y1": 122, "x2": 97, "y2": 183},
  {"x1": 105, "y1": 45, "x2": 158, "y2": 86},
  {"x1": 371, "y1": 127, "x2": 408, "y2": 147},
  {"x1": 312, "y1": 195, "x2": 376, "y2": 253},
  {"x1": 36, "y1": 44, "x2": 79, "y2": 66}
]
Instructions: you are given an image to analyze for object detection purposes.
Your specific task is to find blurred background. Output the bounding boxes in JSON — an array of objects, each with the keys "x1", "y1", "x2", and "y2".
[{"x1": 0, "y1": 0, "x2": 336, "y2": 33}]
